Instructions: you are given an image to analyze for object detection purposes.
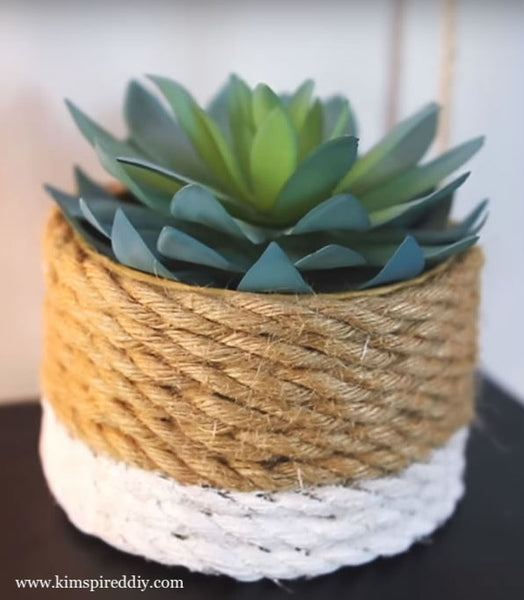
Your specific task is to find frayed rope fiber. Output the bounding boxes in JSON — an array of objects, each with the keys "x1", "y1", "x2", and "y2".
[
  {"x1": 42, "y1": 209, "x2": 483, "y2": 492},
  {"x1": 40, "y1": 400, "x2": 468, "y2": 581}
]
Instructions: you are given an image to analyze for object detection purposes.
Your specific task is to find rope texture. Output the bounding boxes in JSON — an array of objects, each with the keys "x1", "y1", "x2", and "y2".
[
  {"x1": 40, "y1": 400, "x2": 467, "y2": 581},
  {"x1": 42, "y1": 209, "x2": 482, "y2": 491}
]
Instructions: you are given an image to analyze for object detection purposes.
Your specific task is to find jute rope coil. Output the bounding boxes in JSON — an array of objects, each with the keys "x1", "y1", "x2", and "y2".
[{"x1": 42, "y1": 209, "x2": 483, "y2": 492}]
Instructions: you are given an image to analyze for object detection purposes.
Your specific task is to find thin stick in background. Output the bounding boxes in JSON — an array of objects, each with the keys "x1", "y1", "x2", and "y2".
[
  {"x1": 385, "y1": 0, "x2": 406, "y2": 131},
  {"x1": 438, "y1": 0, "x2": 457, "y2": 153}
]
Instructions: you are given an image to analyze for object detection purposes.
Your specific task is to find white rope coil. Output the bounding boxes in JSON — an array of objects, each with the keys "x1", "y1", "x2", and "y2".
[{"x1": 40, "y1": 400, "x2": 468, "y2": 581}]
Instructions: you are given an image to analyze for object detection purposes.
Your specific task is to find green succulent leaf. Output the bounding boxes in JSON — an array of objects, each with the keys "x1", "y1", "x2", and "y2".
[
  {"x1": 116, "y1": 156, "x2": 263, "y2": 223},
  {"x1": 228, "y1": 75, "x2": 255, "y2": 180},
  {"x1": 73, "y1": 121, "x2": 172, "y2": 215},
  {"x1": 299, "y1": 99, "x2": 323, "y2": 161},
  {"x1": 324, "y1": 96, "x2": 358, "y2": 138},
  {"x1": 422, "y1": 235, "x2": 479, "y2": 264},
  {"x1": 117, "y1": 156, "x2": 217, "y2": 194},
  {"x1": 148, "y1": 75, "x2": 249, "y2": 198},
  {"x1": 75, "y1": 167, "x2": 115, "y2": 201},
  {"x1": 79, "y1": 193, "x2": 174, "y2": 240},
  {"x1": 45, "y1": 185, "x2": 114, "y2": 258},
  {"x1": 359, "y1": 236, "x2": 425, "y2": 289},
  {"x1": 452, "y1": 199, "x2": 488, "y2": 235},
  {"x1": 250, "y1": 107, "x2": 298, "y2": 211},
  {"x1": 252, "y1": 83, "x2": 283, "y2": 128},
  {"x1": 416, "y1": 196, "x2": 452, "y2": 231},
  {"x1": 361, "y1": 136, "x2": 485, "y2": 211},
  {"x1": 271, "y1": 136, "x2": 359, "y2": 225},
  {"x1": 295, "y1": 244, "x2": 366, "y2": 270},
  {"x1": 120, "y1": 161, "x2": 180, "y2": 197},
  {"x1": 95, "y1": 141, "x2": 174, "y2": 214},
  {"x1": 111, "y1": 208, "x2": 177, "y2": 279},
  {"x1": 79, "y1": 197, "x2": 113, "y2": 237},
  {"x1": 338, "y1": 102, "x2": 439, "y2": 194},
  {"x1": 125, "y1": 80, "x2": 212, "y2": 182},
  {"x1": 66, "y1": 100, "x2": 142, "y2": 160},
  {"x1": 369, "y1": 172, "x2": 469, "y2": 228},
  {"x1": 206, "y1": 78, "x2": 232, "y2": 140},
  {"x1": 158, "y1": 226, "x2": 244, "y2": 272},
  {"x1": 290, "y1": 193, "x2": 370, "y2": 234},
  {"x1": 237, "y1": 242, "x2": 313, "y2": 293},
  {"x1": 228, "y1": 75, "x2": 254, "y2": 126},
  {"x1": 171, "y1": 184, "x2": 248, "y2": 240},
  {"x1": 412, "y1": 201, "x2": 487, "y2": 244},
  {"x1": 288, "y1": 79, "x2": 314, "y2": 130}
]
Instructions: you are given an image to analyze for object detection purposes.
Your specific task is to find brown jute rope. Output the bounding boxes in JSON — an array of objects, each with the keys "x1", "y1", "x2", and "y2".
[{"x1": 42, "y1": 209, "x2": 483, "y2": 492}]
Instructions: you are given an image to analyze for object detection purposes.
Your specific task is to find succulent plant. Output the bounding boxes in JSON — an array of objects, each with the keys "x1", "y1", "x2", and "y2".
[{"x1": 46, "y1": 75, "x2": 487, "y2": 293}]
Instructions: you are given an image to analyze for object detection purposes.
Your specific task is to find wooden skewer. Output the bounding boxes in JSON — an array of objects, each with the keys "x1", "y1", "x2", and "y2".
[{"x1": 438, "y1": 0, "x2": 457, "y2": 152}]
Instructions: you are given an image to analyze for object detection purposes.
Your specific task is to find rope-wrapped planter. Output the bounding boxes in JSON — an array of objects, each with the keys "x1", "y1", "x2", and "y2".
[{"x1": 40, "y1": 208, "x2": 483, "y2": 581}]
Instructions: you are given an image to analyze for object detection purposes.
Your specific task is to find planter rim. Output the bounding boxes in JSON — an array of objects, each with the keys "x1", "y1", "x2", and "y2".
[{"x1": 49, "y1": 207, "x2": 476, "y2": 302}]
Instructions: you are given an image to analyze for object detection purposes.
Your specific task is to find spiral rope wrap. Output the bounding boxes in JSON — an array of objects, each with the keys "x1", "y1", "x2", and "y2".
[{"x1": 42, "y1": 209, "x2": 482, "y2": 492}]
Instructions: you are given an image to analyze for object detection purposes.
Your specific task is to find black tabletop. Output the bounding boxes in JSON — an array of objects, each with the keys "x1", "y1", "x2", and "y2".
[{"x1": 1, "y1": 376, "x2": 523, "y2": 599}]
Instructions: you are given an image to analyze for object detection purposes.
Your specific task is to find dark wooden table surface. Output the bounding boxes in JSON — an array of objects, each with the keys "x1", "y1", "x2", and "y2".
[{"x1": 1, "y1": 376, "x2": 523, "y2": 599}]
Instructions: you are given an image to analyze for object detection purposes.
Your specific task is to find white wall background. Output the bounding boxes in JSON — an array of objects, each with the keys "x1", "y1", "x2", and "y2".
[{"x1": 0, "y1": 0, "x2": 522, "y2": 401}]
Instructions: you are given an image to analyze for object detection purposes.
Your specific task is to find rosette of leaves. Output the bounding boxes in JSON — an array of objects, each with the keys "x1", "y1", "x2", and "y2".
[{"x1": 46, "y1": 75, "x2": 487, "y2": 293}]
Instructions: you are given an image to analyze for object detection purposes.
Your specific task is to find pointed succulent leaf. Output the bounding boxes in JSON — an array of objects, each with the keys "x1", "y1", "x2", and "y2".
[
  {"x1": 228, "y1": 74, "x2": 255, "y2": 179},
  {"x1": 79, "y1": 197, "x2": 113, "y2": 237},
  {"x1": 369, "y1": 173, "x2": 469, "y2": 228},
  {"x1": 124, "y1": 80, "x2": 211, "y2": 181},
  {"x1": 117, "y1": 156, "x2": 220, "y2": 195},
  {"x1": 237, "y1": 242, "x2": 313, "y2": 293},
  {"x1": 45, "y1": 185, "x2": 114, "y2": 258},
  {"x1": 359, "y1": 236, "x2": 425, "y2": 289},
  {"x1": 66, "y1": 100, "x2": 142, "y2": 160},
  {"x1": 111, "y1": 209, "x2": 177, "y2": 279},
  {"x1": 422, "y1": 235, "x2": 479, "y2": 264},
  {"x1": 353, "y1": 200, "x2": 488, "y2": 247},
  {"x1": 158, "y1": 226, "x2": 243, "y2": 272},
  {"x1": 452, "y1": 199, "x2": 489, "y2": 235},
  {"x1": 198, "y1": 108, "x2": 251, "y2": 197},
  {"x1": 206, "y1": 78, "x2": 232, "y2": 139},
  {"x1": 94, "y1": 141, "x2": 173, "y2": 214},
  {"x1": 417, "y1": 196, "x2": 453, "y2": 231},
  {"x1": 171, "y1": 184, "x2": 248, "y2": 240},
  {"x1": 361, "y1": 136, "x2": 485, "y2": 211},
  {"x1": 324, "y1": 96, "x2": 358, "y2": 138},
  {"x1": 45, "y1": 185, "x2": 82, "y2": 221},
  {"x1": 290, "y1": 193, "x2": 370, "y2": 234},
  {"x1": 271, "y1": 136, "x2": 359, "y2": 225},
  {"x1": 338, "y1": 103, "x2": 439, "y2": 194},
  {"x1": 250, "y1": 107, "x2": 298, "y2": 211},
  {"x1": 299, "y1": 99, "x2": 323, "y2": 161},
  {"x1": 148, "y1": 75, "x2": 248, "y2": 197},
  {"x1": 252, "y1": 83, "x2": 283, "y2": 128},
  {"x1": 233, "y1": 220, "x2": 275, "y2": 244},
  {"x1": 412, "y1": 201, "x2": 488, "y2": 244},
  {"x1": 288, "y1": 79, "x2": 314, "y2": 130},
  {"x1": 295, "y1": 244, "x2": 366, "y2": 270},
  {"x1": 116, "y1": 156, "x2": 261, "y2": 223},
  {"x1": 229, "y1": 75, "x2": 254, "y2": 126},
  {"x1": 75, "y1": 167, "x2": 115, "y2": 201},
  {"x1": 80, "y1": 193, "x2": 172, "y2": 239},
  {"x1": 124, "y1": 80, "x2": 183, "y2": 165}
]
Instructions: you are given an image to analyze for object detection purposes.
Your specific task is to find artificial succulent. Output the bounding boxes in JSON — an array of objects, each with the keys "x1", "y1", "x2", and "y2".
[{"x1": 46, "y1": 75, "x2": 487, "y2": 293}]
